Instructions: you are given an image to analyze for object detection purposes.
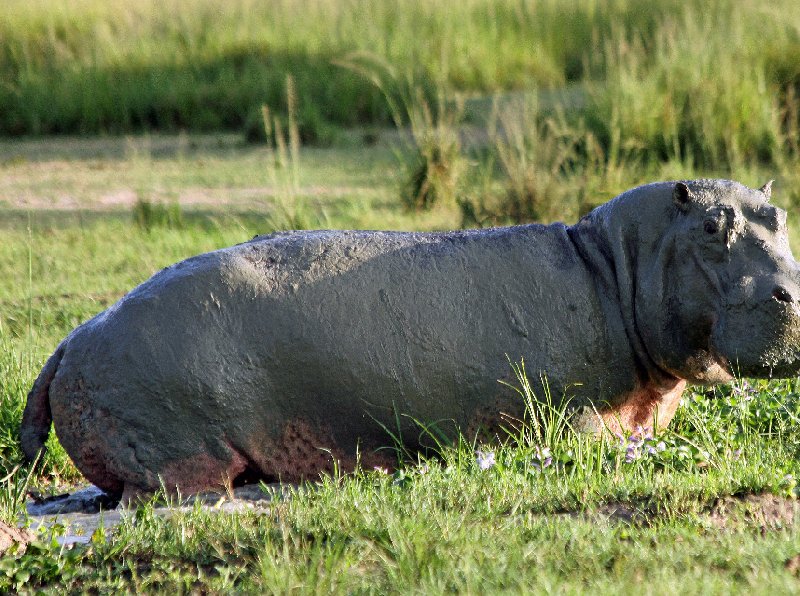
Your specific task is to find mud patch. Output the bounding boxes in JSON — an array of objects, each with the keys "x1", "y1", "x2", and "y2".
[
  {"x1": 589, "y1": 493, "x2": 800, "y2": 530},
  {"x1": 556, "y1": 501, "x2": 657, "y2": 526},
  {"x1": 25, "y1": 483, "x2": 287, "y2": 547},
  {"x1": 542, "y1": 493, "x2": 800, "y2": 530},
  {"x1": 591, "y1": 502, "x2": 652, "y2": 525},
  {"x1": 705, "y1": 493, "x2": 800, "y2": 531},
  {"x1": 28, "y1": 485, "x2": 118, "y2": 516},
  {"x1": 786, "y1": 553, "x2": 800, "y2": 575},
  {"x1": 0, "y1": 522, "x2": 34, "y2": 556}
]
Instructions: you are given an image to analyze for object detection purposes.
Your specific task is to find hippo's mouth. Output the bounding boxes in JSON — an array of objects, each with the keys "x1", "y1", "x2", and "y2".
[
  {"x1": 710, "y1": 294, "x2": 800, "y2": 379},
  {"x1": 646, "y1": 315, "x2": 737, "y2": 384},
  {"x1": 670, "y1": 312, "x2": 734, "y2": 384},
  {"x1": 710, "y1": 327, "x2": 800, "y2": 380},
  {"x1": 707, "y1": 344, "x2": 735, "y2": 379},
  {"x1": 698, "y1": 320, "x2": 736, "y2": 384}
]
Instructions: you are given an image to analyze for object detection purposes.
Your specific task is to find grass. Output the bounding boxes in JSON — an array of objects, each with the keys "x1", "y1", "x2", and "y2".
[
  {"x1": 5, "y1": 380, "x2": 800, "y2": 591},
  {"x1": 4, "y1": 0, "x2": 800, "y2": 170}
]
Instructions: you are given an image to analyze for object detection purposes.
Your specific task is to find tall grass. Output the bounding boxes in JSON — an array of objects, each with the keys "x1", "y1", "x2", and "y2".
[
  {"x1": 456, "y1": 92, "x2": 649, "y2": 226},
  {"x1": 261, "y1": 75, "x2": 332, "y2": 229},
  {"x1": 337, "y1": 53, "x2": 468, "y2": 211},
  {"x1": 586, "y1": 3, "x2": 792, "y2": 170},
  {"x1": 4, "y1": 0, "x2": 800, "y2": 150}
]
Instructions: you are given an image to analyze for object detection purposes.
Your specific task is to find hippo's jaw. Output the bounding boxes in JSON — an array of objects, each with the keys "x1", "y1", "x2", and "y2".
[
  {"x1": 682, "y1": 350, "x2": 735, "y2": 386},
  {"x1": 712, "y1": 293, "x2": 800, "y2": 380}
]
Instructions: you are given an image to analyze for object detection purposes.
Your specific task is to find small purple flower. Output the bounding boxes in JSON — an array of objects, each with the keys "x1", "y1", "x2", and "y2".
[
  {"x1": 532, "y1": 446, "x2": 553, "y2": 471},
  {"x1": 476, "y1": 450, "x2": 496, "y2": 470},
  {"x1": 656, "y1": 441, "x2": 666, "y2": 452},
  {"x1": 732, "y1": 380, "x2": 755, "y2": 401},
  {"x1": 625, "y1": 444, "x2": 639, "y2": 463}
]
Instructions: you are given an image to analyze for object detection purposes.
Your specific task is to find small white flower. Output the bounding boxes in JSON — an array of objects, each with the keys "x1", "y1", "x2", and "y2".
[{"x1": 476, "y1": 450, "x2": 496, "y2": 470}]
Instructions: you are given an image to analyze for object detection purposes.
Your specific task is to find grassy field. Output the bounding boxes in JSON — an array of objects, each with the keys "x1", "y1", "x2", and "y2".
[
  {"x1": 3, "y1": 0, "x2": 800, "y2": 172},
  {"x1": 4, "y1": 0, "x2": 800, "y2": 591}
]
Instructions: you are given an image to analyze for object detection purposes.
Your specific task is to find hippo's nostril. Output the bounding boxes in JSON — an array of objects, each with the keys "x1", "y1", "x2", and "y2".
[{"x1": 773, "y1": 286, "x2": 794, "y2": 303}]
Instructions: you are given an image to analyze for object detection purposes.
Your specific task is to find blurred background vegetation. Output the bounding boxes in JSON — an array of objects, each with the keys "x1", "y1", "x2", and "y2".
[{"x1": 3, "y1": 0, "x2": 800, "y2": 224}]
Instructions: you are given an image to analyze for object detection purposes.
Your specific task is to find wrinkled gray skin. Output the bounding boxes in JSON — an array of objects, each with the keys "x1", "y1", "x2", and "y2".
[{"x1": 21, "y1": 179, "x2": 800, "y2": 500}]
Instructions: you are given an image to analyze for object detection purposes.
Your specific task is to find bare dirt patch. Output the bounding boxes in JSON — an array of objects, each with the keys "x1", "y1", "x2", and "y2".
[
  {"x1": 706, "y1": 493, "x2": 800, "y2": 532},
  {"x1": 0, "y1": 133, "x2": 392, "y2": 213},
  {"x1": 550, "y1": 493, "x2": 800, "y2": 531},
  {"x1": 0, "y1": 522, "x2": 34, "y2": 557}
]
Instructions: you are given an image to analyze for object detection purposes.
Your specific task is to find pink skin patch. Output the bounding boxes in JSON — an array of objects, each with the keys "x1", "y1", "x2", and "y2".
[
  {"x1": 596, "y1": 379, "x2": 687, "y2": 435},
  {"x1": 240, "y1": 419, "x2": 397, "y2": 483},
  {"x1": 157, "y1": 446, "x2": 248, "y2": 496}
]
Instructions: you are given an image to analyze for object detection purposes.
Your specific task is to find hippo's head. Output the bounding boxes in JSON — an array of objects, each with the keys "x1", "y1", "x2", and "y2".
[{"x1": 634, "y1": 179, "x2": 800, "y2": 384}]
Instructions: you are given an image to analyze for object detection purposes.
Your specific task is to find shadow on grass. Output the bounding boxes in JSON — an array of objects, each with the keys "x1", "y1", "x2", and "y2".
[
  {"x1": 0, "y1": 207, "x2": 279, "y2": 233},
  {"x1": 0, "y1": 48, "x2": 395, "y2": 139}
]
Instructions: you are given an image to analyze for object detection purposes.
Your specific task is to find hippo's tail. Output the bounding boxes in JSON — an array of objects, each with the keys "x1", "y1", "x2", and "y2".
[{"x1": 20, "y1": 345, "x2": 64, "y2": 463}]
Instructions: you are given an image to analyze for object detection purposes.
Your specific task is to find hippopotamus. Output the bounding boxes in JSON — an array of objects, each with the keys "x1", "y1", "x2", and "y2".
[{"x1": 20, "y1": 179, "x2": 800, "y2": 499}]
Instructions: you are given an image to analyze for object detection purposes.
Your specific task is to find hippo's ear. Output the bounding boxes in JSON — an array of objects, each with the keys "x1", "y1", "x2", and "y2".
[
  {"x1": 759, "y1": 180, "x2": 774, "y2": 202},
  {"x1": 673, "y1": 182, "x2": 694, "y2": 213}
]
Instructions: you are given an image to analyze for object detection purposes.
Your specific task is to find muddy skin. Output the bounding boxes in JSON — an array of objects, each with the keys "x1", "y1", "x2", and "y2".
[{"x1": 21, "y1": 179, "x2": 800, "y2": 499}]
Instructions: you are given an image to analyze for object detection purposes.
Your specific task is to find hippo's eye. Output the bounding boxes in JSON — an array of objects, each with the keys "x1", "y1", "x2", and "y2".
[{"x1": 703, "y1": 220, "x2": 719, "y2": 235}]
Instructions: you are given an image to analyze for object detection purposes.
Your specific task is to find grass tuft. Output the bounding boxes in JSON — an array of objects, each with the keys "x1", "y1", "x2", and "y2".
[{"x1": 132, "y1": 198, "x2": 183, "y2": 232}]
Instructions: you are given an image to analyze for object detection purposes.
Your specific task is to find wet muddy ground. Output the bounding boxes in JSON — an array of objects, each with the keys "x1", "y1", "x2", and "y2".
[
  {"x1": 20, "y1": 484, "x2": 800, "y2": 549},
  {"x1": 24, "y1": 484, "x2": 283, "y2": 547}
]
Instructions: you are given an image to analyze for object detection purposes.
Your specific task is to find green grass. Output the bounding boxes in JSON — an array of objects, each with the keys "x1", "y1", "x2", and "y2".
[
  {"x1": 2, "y1": 136, "x2": 800, "y2": 591},
  {"x1": 5, "y1": 383, "x2": 800, "y2": 592},
  {"x1": 0, "y1": 0, "x2": 662, "y2": 134},
  {"x1": 4, "y1": 0, "x2": 800, "y2": 172}
]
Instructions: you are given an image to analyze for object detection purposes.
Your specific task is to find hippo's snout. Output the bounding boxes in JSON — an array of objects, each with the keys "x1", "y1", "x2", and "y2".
[
  {"x1": 754, "y1": 276, "x2": 800, "y2": 375},
  {"x1": 770, "y1": 265, "x2": 800, "y2": 306},
  {"x1": 711, "y1": 264, "x2": 800, "y2": 380},
  {"x1": 768, "y1": 264, "x2": 800, "y2": 310}
]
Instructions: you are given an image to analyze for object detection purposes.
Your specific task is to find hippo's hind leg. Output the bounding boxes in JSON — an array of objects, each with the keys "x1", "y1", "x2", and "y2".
[
  {"x1": 80, "y1": 441, "x2": 252, "y2": 507},
  {"x1": 48, "y1": 380, "x2": 126, "y2": 498},
  {"x1": 154, "y1": 440, "x2": 251, "y2": 497}
]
